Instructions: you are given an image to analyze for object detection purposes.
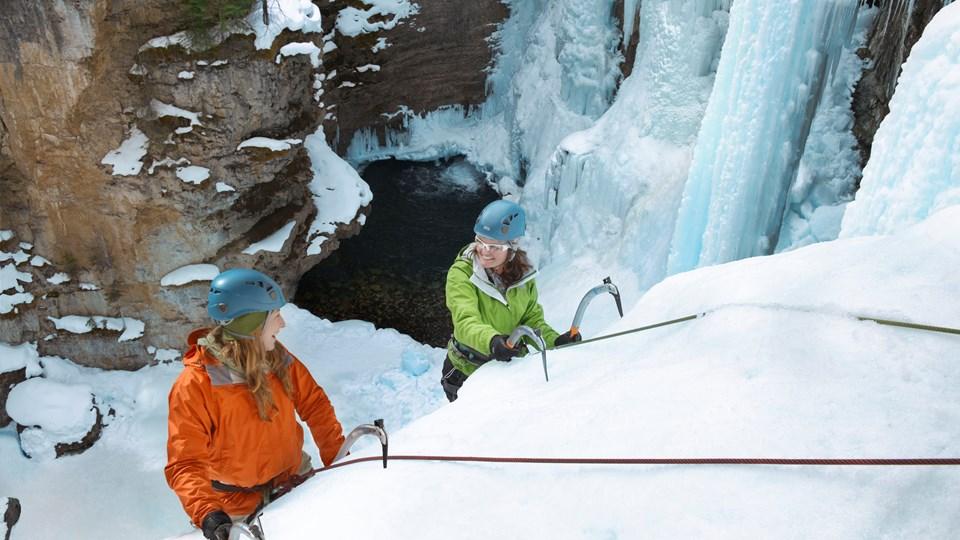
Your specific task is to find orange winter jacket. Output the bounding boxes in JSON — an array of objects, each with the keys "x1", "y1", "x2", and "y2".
[{"x1": 165, "y1": 328, "x2": 345, "y2": 526}]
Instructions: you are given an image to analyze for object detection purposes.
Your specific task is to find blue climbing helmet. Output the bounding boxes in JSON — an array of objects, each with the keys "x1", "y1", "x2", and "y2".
[
  {"x1": 207, "y1": 268, "x2": 286, "y2": 322},
  {"x1": 473, "y1": 200, "x2": 526, "y2": 242}
]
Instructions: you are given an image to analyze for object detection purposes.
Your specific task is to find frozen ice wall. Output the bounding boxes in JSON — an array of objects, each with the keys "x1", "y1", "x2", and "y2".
[
  {"x1": 840, "y1": 2, "x2": 960, "y2": 238},
  {"x1": 529, "y1": 0, "x2": 729, "y2": 289},
  {"x1": 775, "y1": 7, "x2": 876, "y2": 252},
  {"x1": 667, "y1": 0, "x2": 860, "y2": 274}
]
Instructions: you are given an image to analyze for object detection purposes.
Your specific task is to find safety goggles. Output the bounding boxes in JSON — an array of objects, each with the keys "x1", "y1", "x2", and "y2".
[{"x1": 474, "y1": 236, "x2": 512, "y2": 252}]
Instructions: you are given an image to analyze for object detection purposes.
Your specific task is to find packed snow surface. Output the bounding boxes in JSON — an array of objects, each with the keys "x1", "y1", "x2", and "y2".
[
  {"x1": 0, "y1": 341, "x2": 41, "y2": 375},
  {"x1": 336, "y1": 0, "x2": 419, "y2": 38},
  {"x1": 6, "y1": 378, "x2": 95, "y2": 437},
  {"x1": 841, "y1": 2, "x2": 960, "y2": 237},
  {"x1": 163, "y1": 206, "x2": 960, "y2": 540}
]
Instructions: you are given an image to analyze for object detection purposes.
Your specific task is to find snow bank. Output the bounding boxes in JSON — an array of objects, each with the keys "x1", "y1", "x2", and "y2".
[
  {"x1": 304, "y1": 129, "x2": 372, "y2": 255},
  {"x1": 242, "y1": 207, "x2": 960, "y2": 540},
  {"x1": 0, "y1": 342, "x2": 41, "y2": 376},
  {"x1": 160, "y1": 264, "x2": 219, "y2": 287},
  {"x1": 7, "y1": 378, "x2": 97, "y2": 460},
  {"x1": 840, "y1": 2, "x2": 960, "y2": 237}
]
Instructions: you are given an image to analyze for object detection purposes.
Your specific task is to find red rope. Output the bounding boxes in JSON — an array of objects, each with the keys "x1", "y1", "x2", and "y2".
[{"x1": 318, "y1": 455, "x2": 960, "y2": 471}]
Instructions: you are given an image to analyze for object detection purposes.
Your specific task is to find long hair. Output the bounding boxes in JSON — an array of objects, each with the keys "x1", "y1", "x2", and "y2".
[
  {"x1": 206, "y1": 326, "x2": 293, "y2": 421},
  {"x1": 497, "y1": 248, "x2": 533, "y2": 286}
]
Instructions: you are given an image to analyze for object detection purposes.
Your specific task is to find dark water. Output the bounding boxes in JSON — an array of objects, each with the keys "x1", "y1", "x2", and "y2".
[{"x1": 295, "y1": 158, "x2": 499, "y2": 346}]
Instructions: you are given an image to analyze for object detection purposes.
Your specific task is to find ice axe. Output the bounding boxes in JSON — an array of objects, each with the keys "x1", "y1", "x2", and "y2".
[
  {"x1": 506, "y1": 325, "x2": 549, "y2": 382},
  {"x1": 332, "y1": 419, "x2": 389, "y2": 468},
  {"x1": 568, "y1": 277, "x2": 623, "y2": 338}
]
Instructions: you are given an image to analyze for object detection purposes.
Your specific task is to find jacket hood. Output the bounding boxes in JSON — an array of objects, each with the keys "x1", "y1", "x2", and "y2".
[{"x1": 183, "y1": 328, "x2": 214, "y2": 367}]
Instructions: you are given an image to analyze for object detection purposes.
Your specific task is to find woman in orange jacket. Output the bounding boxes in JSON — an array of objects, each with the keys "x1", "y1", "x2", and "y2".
[{"x1": 165, "y1": 268, "x2": 345, "y2": 540}]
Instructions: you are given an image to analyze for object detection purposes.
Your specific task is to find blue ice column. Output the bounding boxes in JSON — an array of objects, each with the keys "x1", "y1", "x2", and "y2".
[{"x1": 667, "y1": 0, "x2": 860, "y2": 274}]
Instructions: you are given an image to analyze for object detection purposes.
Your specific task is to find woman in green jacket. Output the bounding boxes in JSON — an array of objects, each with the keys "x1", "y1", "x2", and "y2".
[{"x1": 441, "y1": 200, "x2": 581, "y2": 401}]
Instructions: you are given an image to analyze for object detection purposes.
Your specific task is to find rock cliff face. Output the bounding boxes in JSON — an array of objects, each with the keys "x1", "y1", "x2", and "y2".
[
  {"x1": 0, "y1": 0, "x2": 507, "y2": 369},
  {"x1": 852, "y1": 0, "x2": 946, "y2": 169}
]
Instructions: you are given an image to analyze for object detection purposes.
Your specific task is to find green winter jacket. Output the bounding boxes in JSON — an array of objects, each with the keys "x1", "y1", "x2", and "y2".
[{"x1": 445, "y1": 245, "x2": 559, "y2": 375}]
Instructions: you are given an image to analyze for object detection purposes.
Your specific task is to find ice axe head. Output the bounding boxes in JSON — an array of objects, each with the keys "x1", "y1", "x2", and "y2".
[{"x1": 603, "y1": 276, "x2": 623, "y2": 318}]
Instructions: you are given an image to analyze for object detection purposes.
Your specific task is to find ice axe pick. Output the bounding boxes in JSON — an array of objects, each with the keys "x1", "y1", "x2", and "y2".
[{"x1": 568, "y1": 277, "x2": 623, "y2": 338}]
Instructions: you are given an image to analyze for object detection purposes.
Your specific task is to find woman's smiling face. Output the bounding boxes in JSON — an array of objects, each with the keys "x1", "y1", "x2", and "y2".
[{"x1": 475, "y1": 236, "x2": 511, "y2": 269}]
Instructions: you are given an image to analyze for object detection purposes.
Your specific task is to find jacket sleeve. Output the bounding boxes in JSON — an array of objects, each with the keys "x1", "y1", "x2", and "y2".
[
  {"x1": 519, "y1": 280, "x2": 560, "y2": 348},
  {"x1": 446, "y1": 263, "x2": 500, "y2": 355},
  {"x1": 289, "y1": 358, "x2": 345, "y2": 467},
  {"x1": 165, "y1": 370, "x2": 221, "y2": 528}
]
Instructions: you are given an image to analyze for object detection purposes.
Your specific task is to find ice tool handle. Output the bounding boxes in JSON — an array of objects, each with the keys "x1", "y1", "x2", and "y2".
[
  {"x1": 569, "y1": 277, "x2": 623, "y2": 337},
  {"x1": 506, "y1": 325, "x2": 549, "y2": 382},
  {"x1": 332, "y1": 419, "x2": 389, "y2": 468}
]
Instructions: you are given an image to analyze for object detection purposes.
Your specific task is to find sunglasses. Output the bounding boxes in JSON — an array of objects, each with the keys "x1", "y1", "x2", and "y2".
[{"x1": 475, "y1": 236, "x2": 512, "y2": 252}]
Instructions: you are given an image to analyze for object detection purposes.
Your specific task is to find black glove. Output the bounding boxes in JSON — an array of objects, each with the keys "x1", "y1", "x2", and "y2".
[
  {"x1": 554, "y1": 330, "x2": 583, "y2": 346},
  {"x1": 490, "y1": 335, "x2": 519, "y2": 362},
  {"x1": 201, "y1": 510, "x2": 232, "y2": 540}
]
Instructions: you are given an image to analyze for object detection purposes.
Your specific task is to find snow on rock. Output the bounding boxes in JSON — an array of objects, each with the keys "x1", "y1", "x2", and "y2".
[
  {"x1": 215, "y1": 182, "x2": 236, "y2": 193},
  {"x1": 174, "y1": 165, "x2": 210, "y2": 185},
  {"x1": 47, "y1": 316, "x2": 145, "y2": 342},
  {"x1": 29, "y1": 255, "x2": 50, "y2": 267},
  {"x1": 0, "y1": 342, "x2": 41, "y2": 376},
  {"x1": 356, "y1": 64, "x2": 380, "y2": 72},
  {"x1": 6, "y1": 378, "x2": 99, "y2": 460},
  {"x1": 19, "y1": 243, "x2": 32, "y2": 251},
  {"x1": 0, "y1": 231, "x2": 12, "y2": 241},
  {"x1": 151, "y1": 100, "x2": 202, "y2": 134},
  {"x1": 237, "y1": 137, "x2": 302, "y2": 152},
  {"x1": 152, "y1": 348, "x2": 181, "y2": 363},
  {"x1": 248, "y1": 0, "x2": 323, "y2": 50},
  {"x1": 47, "y1": 272, "x2": 70, "y2": 285},
  {"x1": 277, "y1": 42, "x2": 322, "y2": 68},
  {"x1": 336, "y1": 0, "x2": 419, "y2": 38},
  {"x1": 177, "y1": 71, "x2": 194, "y2": 80},
  {"x1": 148, "y1": 157, "x2": 191, "y2": 175},
  {"x1": 79, "y1": 283, "x2": 99, "y2": 291},
  {"x1": 242, "y1": 220, "x2": 297, "y2": 255},
  {"x1": 303, "y1": 129, "x2": 372, "y2": 255},
  {"x1": 840, "y1": 2, "x2": 960, "y2": 238},
  {"x1": 0, "y1": 264, "x2": 32, "y2": 293},
  {"x1": 160, "y1": 264, "x2": 219, "y2": 287},
  {"x1": 0, "y1": 250, "x2": 29, "y2": 264},
  {"x1": 100, "y1": 127, "x2": 149, "y2": 176},
  {"x1": 371, "y1": 37, "x2": 389, "y2": 52}
]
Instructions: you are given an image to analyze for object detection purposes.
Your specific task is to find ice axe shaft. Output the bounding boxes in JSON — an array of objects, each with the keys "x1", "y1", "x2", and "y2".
[
  {"x1": 569, "y1": 277, "x2": 623, "y2": 337},
  {"x1": 332, "y1": 419, "x2": 389, "y2": 468},
  {"x1": 506, "y1": 325, "x2": 549, "y2": 382}
]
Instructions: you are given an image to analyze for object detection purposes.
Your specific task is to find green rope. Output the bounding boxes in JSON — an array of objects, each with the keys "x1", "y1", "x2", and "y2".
[
  {"x1": 855, "y1": 316, "x2": 960, "y2": 336},
  {"x1": 553, "y1": 307, "x2": 960, "y2": 351}
]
